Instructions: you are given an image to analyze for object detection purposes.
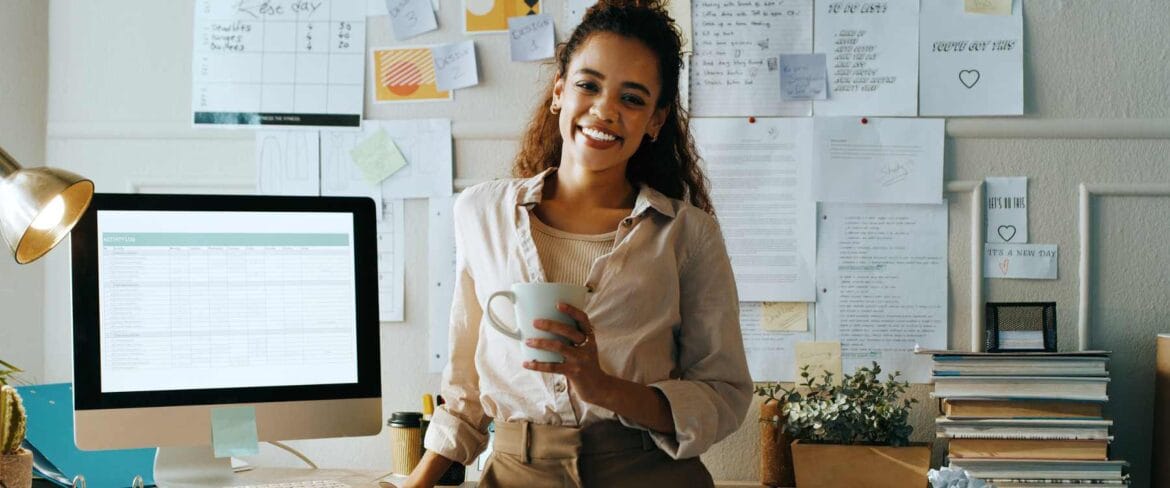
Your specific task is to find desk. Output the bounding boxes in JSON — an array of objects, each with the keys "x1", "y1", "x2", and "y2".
[{"x1": 36, "y1": 470, "x2": 769, "y2": 487}]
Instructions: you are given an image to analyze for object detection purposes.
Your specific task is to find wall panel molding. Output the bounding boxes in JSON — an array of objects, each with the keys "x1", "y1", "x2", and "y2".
[
  {"x1": 1077, "y1": 183, "x2": 1170, "y2": 351},
  {"x1": 947, "y1": 180, "x2": 985, "y2": 351},
  {"x1": 48, "y1": 118, "x2": 1170, "y2": 142}
]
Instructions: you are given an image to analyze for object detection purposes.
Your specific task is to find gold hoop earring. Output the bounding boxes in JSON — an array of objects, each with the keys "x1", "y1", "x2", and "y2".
[{"x1": 550, "y1": 104, "x2": 560, "y2": 114}]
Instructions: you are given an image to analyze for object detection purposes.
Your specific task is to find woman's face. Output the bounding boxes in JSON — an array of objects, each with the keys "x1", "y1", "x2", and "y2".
[{"x1": 552, "y1": 33, "x2": 668, "y2": 176}]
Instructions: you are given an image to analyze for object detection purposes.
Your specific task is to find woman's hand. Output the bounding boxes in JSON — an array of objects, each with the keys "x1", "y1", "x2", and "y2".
[{"x1": 522, "y1": 303, "x2": 613, "y2": 403}]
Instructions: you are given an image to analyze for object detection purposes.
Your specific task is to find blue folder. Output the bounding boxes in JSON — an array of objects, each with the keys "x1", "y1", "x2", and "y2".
[{"x1": 15, "y1": 383, "x2": 156, "y2": 488}]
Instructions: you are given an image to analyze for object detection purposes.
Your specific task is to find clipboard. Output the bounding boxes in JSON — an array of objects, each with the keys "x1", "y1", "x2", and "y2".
[{"x1": 15, "y1": 383, "x2": 156, "y2": 488}]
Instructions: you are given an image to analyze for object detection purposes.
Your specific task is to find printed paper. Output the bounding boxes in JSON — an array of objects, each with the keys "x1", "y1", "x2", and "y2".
[
  {"x1": 816, "y1": 203, "x2": 948, "y2": 383},
  {"x1": 689, "y1": 0, "x2": 813, "y2": 117},
  {"x1": 429, "y1": 195, "x2": 457, "y2": 373},
  {"x1": 813, "y1": 0, "x2": 919, "y2": 116},
  {"x1": 373, "y1": 46, "x2": 452, "y2": 103},
  {"x1": 985, "y1": 176, "x2": 1028, "y2": 243},
  {"x1": 813, "y1": 117, "x2": 945, "y2": 204},
  {"x1": 741, "y1": 302, "x2": 815, "y2": 382},
  {"x1": 984, "y1": 243, "x2": 1058, "y2": 280},
  {"x1": 465, "y1": 0, "x2": 541, "y2": 33},
  {"x1": 762, "y1": 302, "x2": 809, "y2": 332},
  {"x1": 508, "y1": 14, "x2": 555, "y2": 62},
  {"x1": 378, "y1": 199, "x2": 407, "y2": 321},
  {"x1": 779, "y1": 53, "x2": 828, "y2": 101},
  {"x1": 432, "y1": 40, "x2": 479, "y2": 91},
  {"x1": 920, "y1": 0, "x2": 1023, "y2": 116}
]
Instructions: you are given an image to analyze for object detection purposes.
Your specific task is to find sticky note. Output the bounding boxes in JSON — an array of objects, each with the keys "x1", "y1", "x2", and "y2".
[
  {"x1": 761, "y1": 302, "x2": 808, "y2": 332},
  {"x1": 432, "y1": 40, "x2": 479, "y2": 91},
  {"x1": 779, "y1": 53, "x2": 828, "y2": 101},
  {"x1": 964, "y1": 0, "x2": 1012, "y2": 15},
  {"x1": 211, "y1": 406, "x2": 259, "y2": 458},
  {"x1": 387, "y1": 0, "x2": 438, "y2": 40},
  {"x1": 984, "y1": 243, "x2": 1058, "y2": 280},
  {"x1": 508, "y1": 14, "x2": 555, "y2": 62},
  {"x1": 350, "y1": 129, "x2": 408, "y2": 184},
  {"x1": 796, "y1": 341, "x2": 842, "y2": 385},
  {"x1": 985, "y1": 177, "x2": 1028, "y2": 243}
]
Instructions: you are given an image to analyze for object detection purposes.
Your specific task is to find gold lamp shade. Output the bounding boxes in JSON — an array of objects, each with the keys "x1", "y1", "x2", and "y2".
[{"x1": 0, "y1": 145, "x2": 94, "y2": 264}]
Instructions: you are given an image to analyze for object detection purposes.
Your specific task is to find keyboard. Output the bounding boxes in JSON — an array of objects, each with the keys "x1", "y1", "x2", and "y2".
[{"x1": 231, "y1": 481, "x2": 351, "y2": 488}]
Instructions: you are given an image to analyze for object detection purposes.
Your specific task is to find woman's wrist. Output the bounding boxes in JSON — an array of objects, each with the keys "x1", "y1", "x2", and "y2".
[{"x1": 402, "y1": 450, "x2": 453, "y2": 488}]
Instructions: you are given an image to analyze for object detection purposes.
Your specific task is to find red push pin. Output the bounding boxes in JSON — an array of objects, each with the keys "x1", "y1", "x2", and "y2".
[
  {"x1": 861, "y1": 117, "x2": 868, "y2": 125},
  {"x1": 748, "y1": 116, "x2": 756, "y2": 124}
]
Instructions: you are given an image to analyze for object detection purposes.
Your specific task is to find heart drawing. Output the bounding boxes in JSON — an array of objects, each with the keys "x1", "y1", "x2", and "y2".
[
  {"x1": 999, "y1": 258, "x2": 1010, "y2": 275},
  {"x1": 997, "y1": 225, "x2": 1017, "y2": 242},
  {"x1": 959, "y1": 69, "x2": 981, "y2": 89}
]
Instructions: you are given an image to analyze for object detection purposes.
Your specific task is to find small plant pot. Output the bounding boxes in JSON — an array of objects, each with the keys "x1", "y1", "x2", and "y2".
[
  {"x1": 758, "y1": 399, "x2": 795, "y2": 487},
  {"x1": 790, "y1": 440, "x2": 931, "y2": 488},
  {"x1": 0, "y1": 448, "x2": 33, "y2": 488}
]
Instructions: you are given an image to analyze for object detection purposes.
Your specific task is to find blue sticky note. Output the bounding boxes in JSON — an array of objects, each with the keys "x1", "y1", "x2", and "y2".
[
  {"x1": 210, "y1": 406, "x2": 259, "y2": 458},
  {"x1": 779, "y1": 53, "x2": 828, "y2": 101}
]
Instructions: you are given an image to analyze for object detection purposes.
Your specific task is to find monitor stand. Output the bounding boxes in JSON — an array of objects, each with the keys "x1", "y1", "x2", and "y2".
[{"x1": 154, "y1": 446, "x2": 235, "y2": 487}]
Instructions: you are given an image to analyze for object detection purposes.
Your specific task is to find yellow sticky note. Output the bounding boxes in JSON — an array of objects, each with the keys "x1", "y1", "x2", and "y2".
[
  {"x1": 796, "y1": 341, "x2": 842, "y2": 385},
  {"x1": 964, "y1": 0, "x2": 1012, "y2": 15},
  {"x1": 210, "y1": 406, "x2": 259, "y2": 458},
  {"x1": 761, "y1": 302, "x2": 808, "y2": 332},
  {"x1": 350, "y1": 129, "x2": 408, "y2": 184}
]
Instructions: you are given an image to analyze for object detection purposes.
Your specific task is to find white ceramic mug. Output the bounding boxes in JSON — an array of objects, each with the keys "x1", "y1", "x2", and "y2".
[{"x1": 486, "y1": 282, "x2": 588, "y2": 363}]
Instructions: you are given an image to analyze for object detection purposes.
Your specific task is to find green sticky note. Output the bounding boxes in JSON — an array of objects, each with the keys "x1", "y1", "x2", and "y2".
[
  {"x1": 211, "y1": 406, "x2": 259, "y2": 458},
  {"x1": 350, "y1": 128, "x2": 408, "y2": 184}
]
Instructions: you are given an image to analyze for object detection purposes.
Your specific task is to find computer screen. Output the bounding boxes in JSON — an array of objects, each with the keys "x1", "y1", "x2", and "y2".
[{"x1": 70, "y1": 194, "x2": 382, "y2": 483}]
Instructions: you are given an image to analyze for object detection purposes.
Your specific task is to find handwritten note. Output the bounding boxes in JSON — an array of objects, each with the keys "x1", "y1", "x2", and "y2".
[
  {"x1": 965, "y1": 0, "x2": 1012, "y2": 15},
  {"x1": 193, "y1": 0, "x2": 365, "y2": 128},
  {"x1": 689, "y1": 0, "x2": 813, "y2": 117},
  {"x1": 796, "y1": 341, "x2": 842, "y2": 384},
  {"x1": 762, "y1": 302, "x2": 809, "y2": 332},
  {"x1": 432, "y1": 40, "x2": 479, "y2": 91},
  {"x1": 920, "y1": 0, "x2": 1023, "y2": 116},
  {"x1": 813, "y1": 0, "x2": 919, "y2": 116},
  {"x1": 508, "y1": 14, "x2": 555, "y2": 61},
  {"x1": 350, "y1": 129, "x2": 407, "y2": 184},
  {"x1": 986, "y1": 176, "x2": 1028, "y2": 243},
  {"x1": 387, "y1": 0, "x2": 438, "y2": 40},
  {"x1": 779, "y1": 53, "x2": 827, "y2": 101},
  {"x1": 984, "y1": 243, "x2": 1058, "y2": 280},
  {"x1": 740, "y1": 302, "x2": 815, "y2": 382},
  {"x1": 813, "y1": 117, "x2": 945, "y2": 204}
]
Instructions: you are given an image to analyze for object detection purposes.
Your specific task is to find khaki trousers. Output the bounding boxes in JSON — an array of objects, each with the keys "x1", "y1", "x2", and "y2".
[{"x1": 478, "y1": 420, "x2": 715, "y2": 488}]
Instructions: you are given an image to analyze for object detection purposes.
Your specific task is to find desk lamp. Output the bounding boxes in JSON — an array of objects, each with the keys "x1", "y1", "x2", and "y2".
[{"x1": 0, "y1": 144, "x2": 94, "y2": 264}]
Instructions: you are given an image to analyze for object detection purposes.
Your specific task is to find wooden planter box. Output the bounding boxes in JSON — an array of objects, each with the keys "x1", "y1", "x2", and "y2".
[{"x1": 790, "y1": 440, "x2": 931, "y2": 488}]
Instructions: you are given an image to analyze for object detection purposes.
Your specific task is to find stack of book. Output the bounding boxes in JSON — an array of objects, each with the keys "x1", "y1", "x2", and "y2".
[{"x1": 924, "y1": 350, "x2": 1129, "y2": 486}]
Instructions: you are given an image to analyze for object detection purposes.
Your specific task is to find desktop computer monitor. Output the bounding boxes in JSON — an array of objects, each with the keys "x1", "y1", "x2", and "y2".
[{"x1": 69, "y1": 194, "x2": 382, "y2": 485}]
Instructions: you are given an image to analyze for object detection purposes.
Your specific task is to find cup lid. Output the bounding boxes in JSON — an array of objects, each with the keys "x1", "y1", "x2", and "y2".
[{"x1": 388, "y1": 411, "x2": 423, "y2": 427}]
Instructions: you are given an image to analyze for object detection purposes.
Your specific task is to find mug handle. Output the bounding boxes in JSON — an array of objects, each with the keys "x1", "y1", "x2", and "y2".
[{"x1": 486, "y1": 291, "x2": 522, "y2": 340}]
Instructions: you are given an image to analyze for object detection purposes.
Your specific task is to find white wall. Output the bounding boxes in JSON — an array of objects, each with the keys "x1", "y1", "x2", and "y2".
[
  {"x1": 0, "y1": 0, "x2": 48, "y2": 385},
  {"x1": 16, "y1": 0, "x2": 1170, "y2": 486}
]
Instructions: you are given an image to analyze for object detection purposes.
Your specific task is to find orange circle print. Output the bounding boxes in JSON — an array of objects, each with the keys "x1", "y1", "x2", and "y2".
[{"x1": 385, "y1": 61, "x2": 422, "y2": 97}]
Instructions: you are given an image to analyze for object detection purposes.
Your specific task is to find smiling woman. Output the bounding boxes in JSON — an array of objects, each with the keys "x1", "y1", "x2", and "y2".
[{"x1": 404, "y1": 2, "x2": 752, "y2": 487}]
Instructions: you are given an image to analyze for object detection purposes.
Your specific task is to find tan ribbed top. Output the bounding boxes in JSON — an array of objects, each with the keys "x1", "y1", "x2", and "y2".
[{"x1": 530, "y1": 214, "x2": 616, "y2": 285}]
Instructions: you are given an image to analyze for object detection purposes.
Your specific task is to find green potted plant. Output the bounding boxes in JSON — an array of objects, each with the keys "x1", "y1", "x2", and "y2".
[
  {"x1": 758, "y1": 362, "x2": 929, "y2": 488},
  {"x1": 0, "y1": 360, "x2": 31, "y2": 488}
]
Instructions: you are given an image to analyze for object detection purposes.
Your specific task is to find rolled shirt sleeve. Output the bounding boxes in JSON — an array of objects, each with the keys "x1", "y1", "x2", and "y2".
[{"x1": 628, "y1": 217, "x2": 753, "y2": 459}]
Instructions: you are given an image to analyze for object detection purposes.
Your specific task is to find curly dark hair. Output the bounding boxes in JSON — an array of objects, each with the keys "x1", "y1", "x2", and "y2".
[{"x1": 511, "y1": 0, "x2": 713, "y2": 215}]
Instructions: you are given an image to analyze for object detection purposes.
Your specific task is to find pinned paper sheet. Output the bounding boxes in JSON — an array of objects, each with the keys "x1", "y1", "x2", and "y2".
[
  {"x1": 256, "y1": 131, "x2": 320, "y2": 196},
  {"x1": 432, "y1": 40, "x2": 479, "y2": 91},
  {"x1": 508, "y1": 14, "x2": 555, "y2": 62},
  {"x1": 965, "y1": 0, "x2": 1012, "y2": 15},
  {"x1": 387, "y1": 0, "x2": 438, "y2": 40},
  {"x1": 920, "y1": 0, "x2": 1023, "y2": 116},
  {"x1": 373, "y1": 46, "x2": 452, "y2": 103},
  {"x1": 779, "y1": 54, "x2": 827, "y2": 101},
  {"x1": 984, "y1": 243, "x2": 1058, "y2": 279},
  {"x1": 762, "y1": 302, "x2": 809, "y2": 332},
  {"x1": 985, "y1": 177, "x2": 1028, "y2": 243},
  {"x1": 350, "y1": 129, "x2": 407, "y2": 184},
  {"x1": 564, "y1": 0, "x2": 598, "y2": 34},
  {"x1": 796, "y1": 341, "x2": 842, "y2": 385},
  {"x1": 211, "y1": 406, "x2": 259, "y2": 458}
]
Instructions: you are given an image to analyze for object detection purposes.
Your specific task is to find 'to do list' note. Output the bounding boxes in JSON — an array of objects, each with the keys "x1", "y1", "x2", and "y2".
[
  {"x1": 193, "y1": 0, "x2": 366, "y2": 129},
  {"x1": 813, "y1": 0, "x2": 919, "y2": 116}
]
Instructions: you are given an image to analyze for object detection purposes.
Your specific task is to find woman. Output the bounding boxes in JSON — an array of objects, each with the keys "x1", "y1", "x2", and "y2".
[{"x1": 406, "y1": 1, "x2": 751, "y2": 486}]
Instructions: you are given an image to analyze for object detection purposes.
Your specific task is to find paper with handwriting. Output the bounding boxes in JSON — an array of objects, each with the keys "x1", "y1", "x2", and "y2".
[
  {"x1": 432, "y1": 40, "x2": 479, "y2": 91},
  {"x1": 985, "y1": 176, "x2": 1027, "y2": 243},
  {"x1": 779, "y1": 53, "x2": 827, "y2": 101},
  {"x1": 796, "y1": 341, "x2": 842, "y2": 385},
  {"x1": 741, "y1": 302, "x2": 815, "y2": 382},
  {"x1": 192, "y1": 0, "x2": 365, "y2": 128},
  {"x1": 813, "y1": 0, "x2": 919, "y2": 116},
  {"x1": 815, "y1": 203, "x2": 948, "y2": 383},
  {"x1": 386, "y1": 0, "x2": 438, "y2": 40},
  {"x1": 508, "y1": 14, "x2": 555, "y2": 61},
  {"x1": 693, "y1": 117, "x2": 816, "y2": 301},
  {"x1": 920, "y1": 0, "x2": 1023, "y2": 116},
  {"x1": 813, "y1": 117, "x2": 944, "y2": 204},
  {"x1": 984, "y1": 243, "x2": 1057, "y2": 280},
  {"x1": 763, "y1": 302, "x2": 809, "y2": 332},
  {"x1": 965, "y1": 0, "x2": 1012, "y2": 15},
  {"x1": 690, "y1": 0, "x2": 813, "y2": 117}
]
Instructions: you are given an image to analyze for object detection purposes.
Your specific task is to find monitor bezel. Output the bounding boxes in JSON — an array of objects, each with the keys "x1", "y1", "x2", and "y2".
[{"x1": 71, "y1": 193, "x2": 382, "y2": 410}]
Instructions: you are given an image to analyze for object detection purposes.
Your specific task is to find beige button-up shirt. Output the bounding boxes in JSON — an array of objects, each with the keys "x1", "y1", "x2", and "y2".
[{"x1": 424, "y1": 169, "x2": 752, "y2": 464}]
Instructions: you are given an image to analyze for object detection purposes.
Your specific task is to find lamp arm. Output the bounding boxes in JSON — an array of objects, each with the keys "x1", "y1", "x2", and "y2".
[{"x1": 0, "y1": 146, "x2": 20, "y2": 176}]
